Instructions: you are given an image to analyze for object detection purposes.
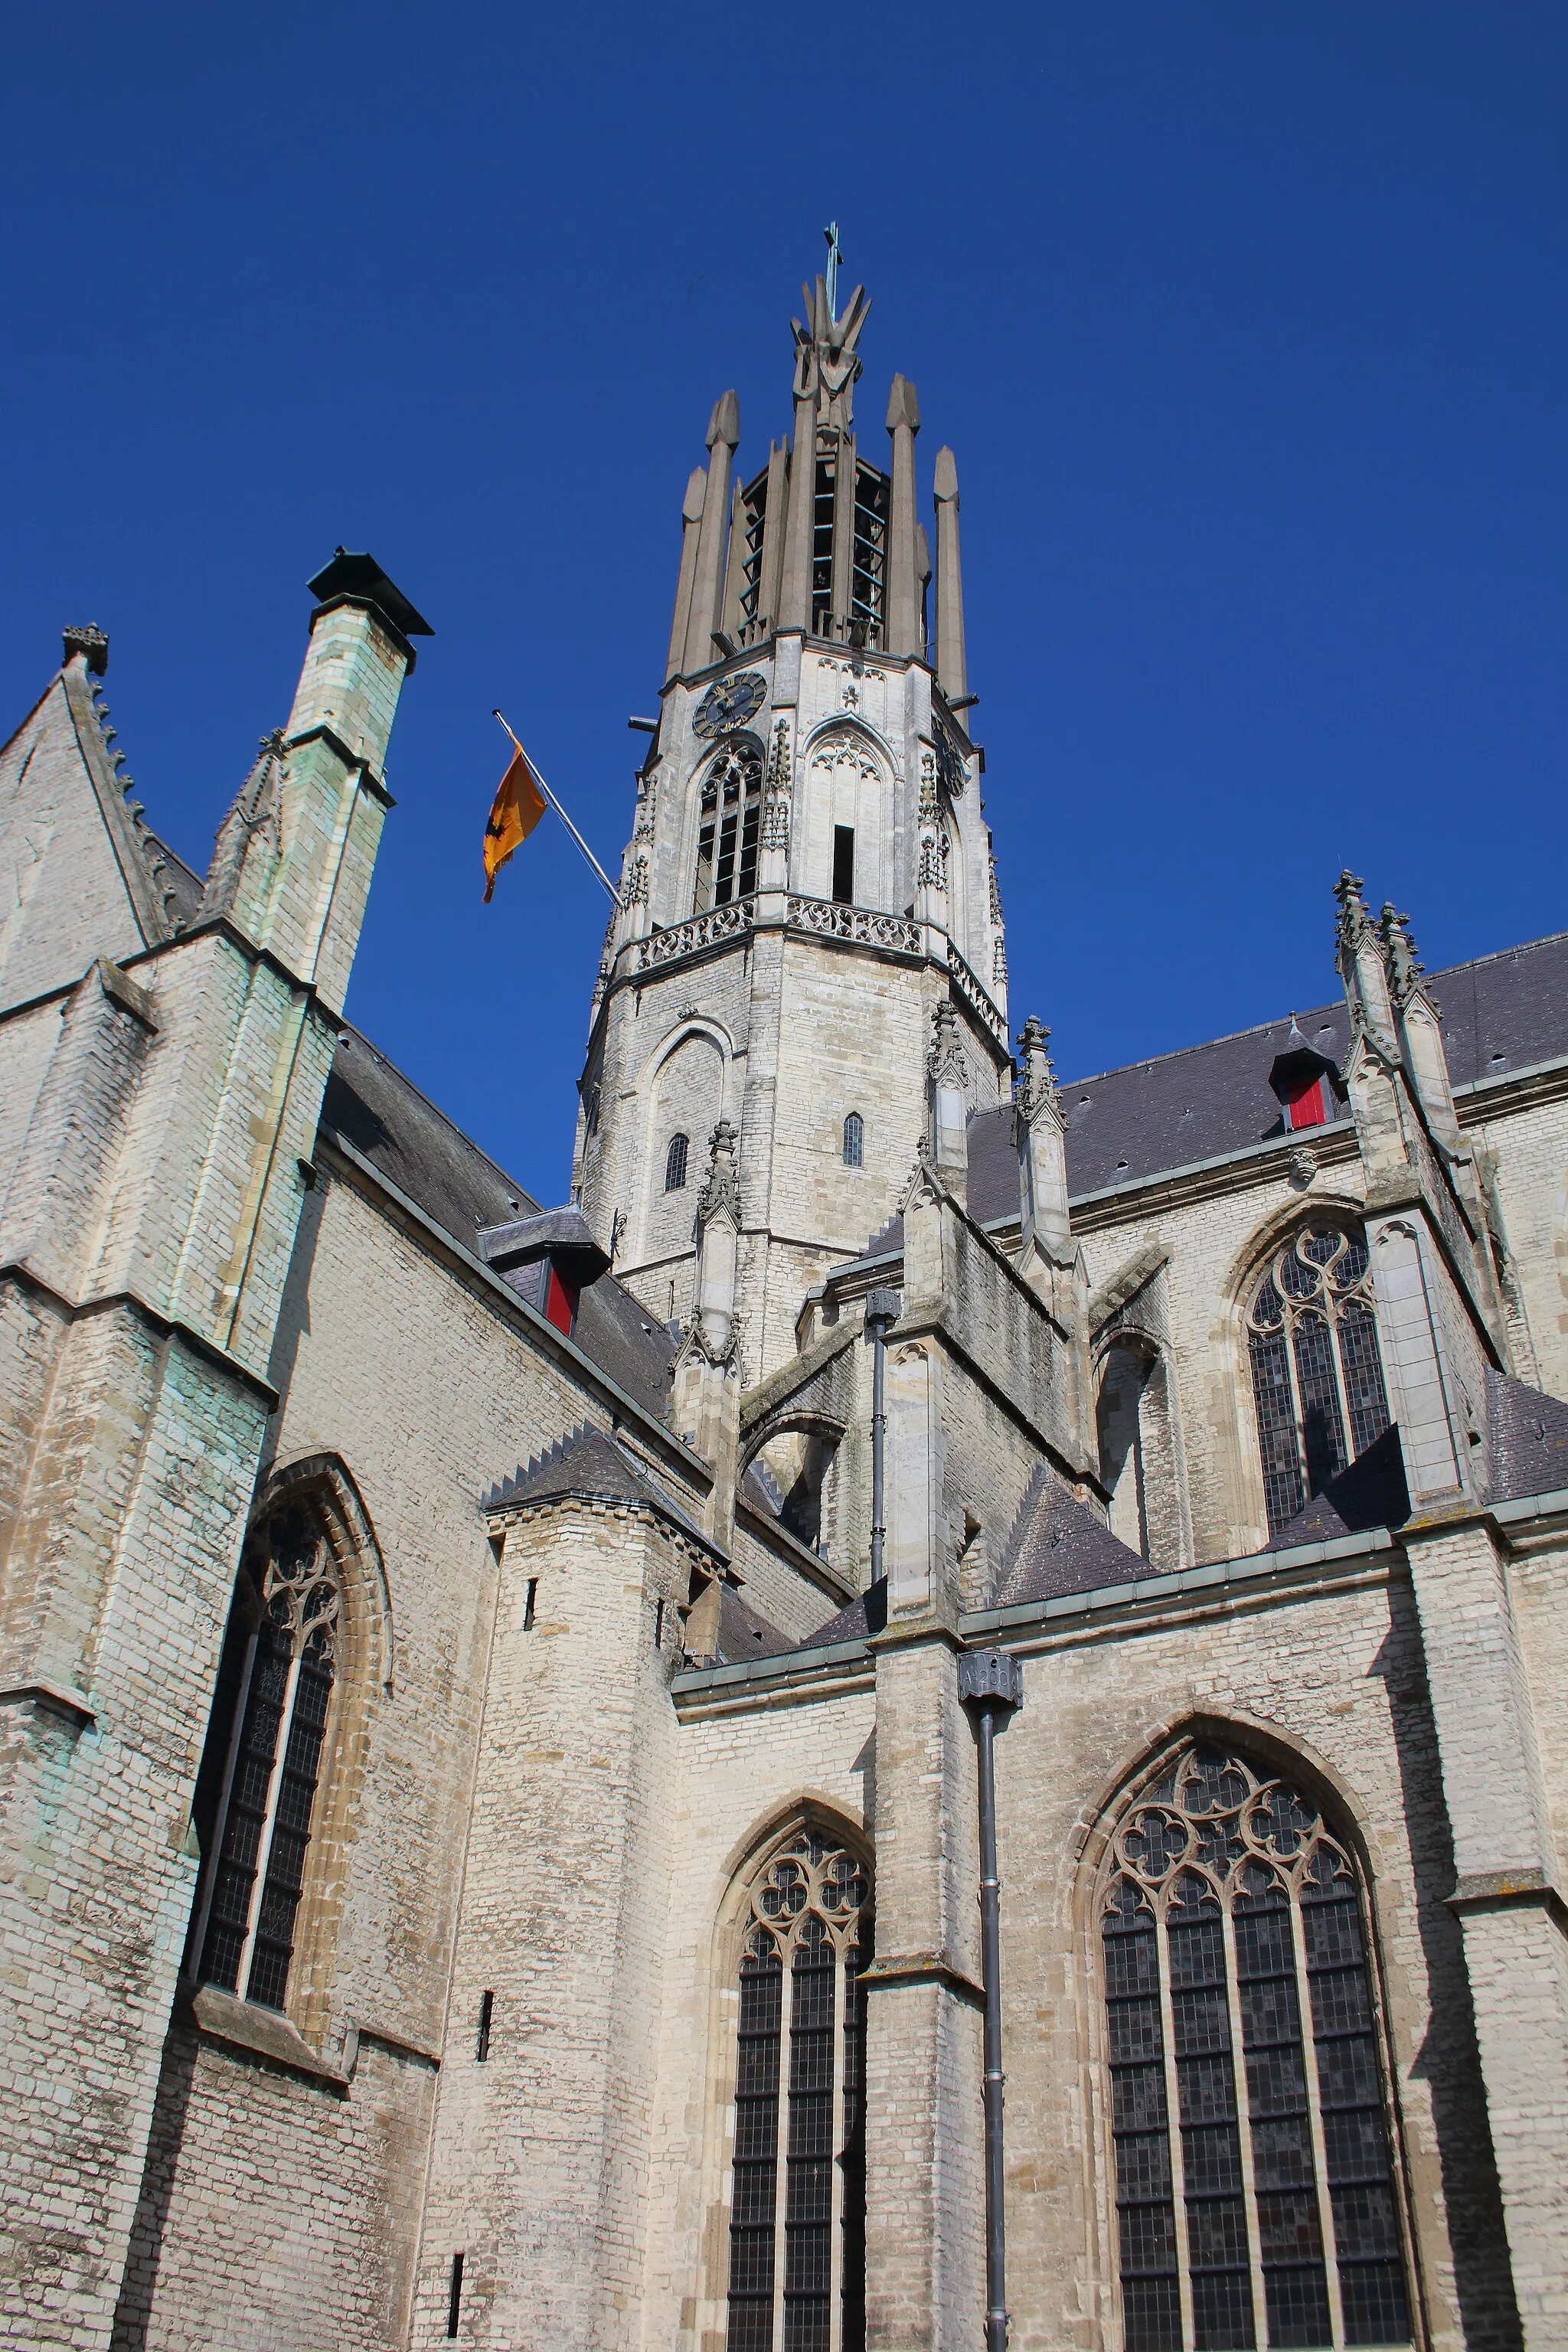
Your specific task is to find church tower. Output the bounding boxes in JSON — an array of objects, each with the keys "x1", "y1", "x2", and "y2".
[{"x1": 573, "y1": 257, "x2": 1012, "y2": 1380}]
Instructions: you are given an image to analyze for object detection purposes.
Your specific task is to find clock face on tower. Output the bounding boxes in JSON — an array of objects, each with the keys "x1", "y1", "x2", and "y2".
[{"x1": 691, "y1": 671, "x2": 767, "y2": 739}]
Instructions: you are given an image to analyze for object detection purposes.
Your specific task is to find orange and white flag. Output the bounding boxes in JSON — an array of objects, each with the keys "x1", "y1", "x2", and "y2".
[{"x1": 482, "y1": 736, "x2": 547, "y2": 902}]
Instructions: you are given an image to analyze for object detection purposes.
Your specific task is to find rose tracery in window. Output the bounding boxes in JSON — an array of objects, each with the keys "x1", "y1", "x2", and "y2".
[
  {"x1": 1101, "y1": 1743, "x2": 1411, "y2": 2352},
  {"x1": 1246, "y1": 1227, "x2": 1390, "y2": 1536},
  {"x1": 190, "y1": 1504, "x2": 341, "y2": 2012},
  {"x1": 727, "y1": 1828, "x2": 872, "y2": 2352}
]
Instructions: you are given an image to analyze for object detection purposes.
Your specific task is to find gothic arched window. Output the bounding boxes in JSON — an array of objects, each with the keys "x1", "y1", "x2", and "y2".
[
  {"x1": 842, "y1": 1112, "x2": 864, "y2": 1168},
  {"x1": 665, "y1": 1132, "x2": 690, "y2": 1192},
  {"x1": 1246, "y1": 1226, "x2": 1390, "y2": 1536},
  {"x1": 727, "y1": 1827, "x2": 872, "y2": 2352},
  {"x1": 696, "y1": 742, "x2": 763, "y2": 911},
  {"x1": 189, "y1": 1504, "x2": 341, "y2": 2011},
  {"x1": 1101, "y1": 1740, "x2": 1411, "y2": 2352}
]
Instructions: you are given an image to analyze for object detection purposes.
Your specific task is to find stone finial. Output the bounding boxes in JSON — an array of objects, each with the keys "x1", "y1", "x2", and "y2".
[
  {"x1": 695, "y1": 1118, "x2": 741, "y2": 1232},
  {"x1": 886, "y1": 373, "x2": 921, "y2": 434},
  {"x1": 1333, "y1": 869, "x2": 1371, "y2": 958},
  {"x1": 933, "y1": 446, "x2": 959, "y2": 507},
  {"x1": 1378, "y1": 902, "x2": 1426, "y2": 1009},
  {"x1": 63, "y1": 624, "x2": 108, "y2": 676},
  {"x1": 927, "y1": 1000, "x2": 969, "y2": 1091},
  {"x1": 707, "y1": 389, "x2": 740, "y2": 452},
  {"x1": 1015, "y1": 1016, "x2": 1059, "y2": 1125}
]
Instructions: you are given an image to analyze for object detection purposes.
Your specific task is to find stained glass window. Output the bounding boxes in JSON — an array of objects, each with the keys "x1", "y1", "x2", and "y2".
[
  {"x1": 1246, "y1": 1228, "x2": 1390, "y2": 1535},
  {"x1": 1102, "y1": 1743, "x2": 1411, "y2": 2352},
  {"x1": 842, "y1": 1113, "x2": 864, "y2": 1168},
  {"x1": 191, "y1": 1505, "x2": 341, "y2": 2012},
  {"x1": 666, "y1": 1132, "x2": 690, "y2": 1192},
  {"x1": 727, "y1": 1829, "x2": 871, "y2": 2352}
]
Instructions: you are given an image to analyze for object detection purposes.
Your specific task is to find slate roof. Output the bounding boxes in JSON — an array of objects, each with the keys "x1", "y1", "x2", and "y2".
[
  {"x1": 482, "y1": 1423, "x2": 705, "y2": 1542},
  {"x1": 710, "y1": 1583, "x2": 798, "y2": 1665},
  {"x1": 1485, "y1": 1369, "x2": 1568, "y2": 1503},
  {"x1": 992, "y1": 1468, "x2": 1150, "y2": 1607},
  {"x1": 1262, "y1": 1426, "x2": 1411, "y2": 1550},
  {"x1": 851, "y1": 929, "x2": 1568, "y2": 1259},
  {"x1": 318, "y1": 1031, "x2": 676, "y2": 1419}
]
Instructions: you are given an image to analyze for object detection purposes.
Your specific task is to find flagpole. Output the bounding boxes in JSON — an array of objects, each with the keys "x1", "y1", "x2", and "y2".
[{"x1": 492, "y1": 710, "x2": 621, "y2": 905}]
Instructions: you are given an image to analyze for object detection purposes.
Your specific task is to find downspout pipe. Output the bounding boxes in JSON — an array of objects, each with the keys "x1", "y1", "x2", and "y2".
[
  {"x1": 959, "y1": 1647, "x2": 1024, "y2": 2352},
  {"x1": 865, "y1": 1287, "x2": 900, "y2": 1589}
]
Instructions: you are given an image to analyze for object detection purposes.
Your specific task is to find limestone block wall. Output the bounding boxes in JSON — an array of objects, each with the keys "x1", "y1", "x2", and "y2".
[
  {"x1": 991, "y1": 1559, "x2": 1517, "y2": 2352},
  {"x1": 0, "y1": 678, "x2": 149, "y2": 1007},
  {"x1": 653, "y1": 1675, "x2": 875, "y2": 2352},
  {"x1": 1468, "y1": 1090, "x2": 1568, "y2": 1400},
  {"x1": 115, "y1": 1152, "x2": 848, "y2": 2351}
]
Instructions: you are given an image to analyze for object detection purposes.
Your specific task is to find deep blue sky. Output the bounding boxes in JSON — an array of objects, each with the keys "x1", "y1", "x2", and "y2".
[{"x1": 5, "y1": 6, "x2": 1565, "y2": 1201}]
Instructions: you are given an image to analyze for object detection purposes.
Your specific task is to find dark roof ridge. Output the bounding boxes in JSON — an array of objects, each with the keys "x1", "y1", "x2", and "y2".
[
  {"x1": 1054, "y1": 926, "x2": 1568, "y2": 1098},
  {"x1": 338, "y1": 1020, "x2": 541, "y2": 1217}
]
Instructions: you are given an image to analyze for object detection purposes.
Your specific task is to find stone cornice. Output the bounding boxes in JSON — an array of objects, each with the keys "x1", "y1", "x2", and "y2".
[{"x1": 0, "y1": 1260, "x2": 279, "y2": 1407}]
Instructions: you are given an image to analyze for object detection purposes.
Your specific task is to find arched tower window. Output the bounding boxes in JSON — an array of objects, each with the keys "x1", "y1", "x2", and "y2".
[
  {"x1": 189, "y1": 1504, "x2": 341, "y2": 2011},
  {"x1": 842, "y1": 1112, "x2": 864, "y2": 1168},
  {"x1": 1246, "y1": 1225, "x2": 1390, "y2": 1536},
  {"x1": 665, "y1": 1132, "x2": 690, "y2": 1191},
  {"x1": 696, "y1": 742, "x2": 763, "y2": 911},
  {"x1": 727, "y1": 1826, "x2": 872, "y2": 2352},
  {"x1": 1100, "y1": 1740, "x2": 1411, "y2": 2352}
]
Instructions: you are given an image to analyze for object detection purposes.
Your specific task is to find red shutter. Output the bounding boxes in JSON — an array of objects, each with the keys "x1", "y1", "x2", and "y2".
[
  {"x1": 1285, "y1": 1077, "x2": 1328, "y2": 1131},
  {"x1": 544, "y1": 1265, "x2": 579, "y2": 1335}
]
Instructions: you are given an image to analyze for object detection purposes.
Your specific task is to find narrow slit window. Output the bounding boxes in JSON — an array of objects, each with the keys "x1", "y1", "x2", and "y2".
[
  {"x1": 523, "y1": 1578, "x2": 538, "y2": 1632},
  {"x1": 190, "y1": 1505, "x2": 341, "y2": 2014},
  {"x1": 725, "y1": 1829, "x2": 872, "y2": 2352},
  {"x1": 665, "y1": 1133, "x2": 689, "y2": 1192},
  {"x1": 831, "y1": 826, "x2": 855, "y2": 906},
  {"x1": 475, "y1": 1990, "x2": 494, "y2": 2063},
  {"x1": 446, "y1": 2252, "x2": 464, "y2": 2340},
  {"x1": 842, "y1": 1112, "x2": 864, "y2": 1168},
  {"x1": 1102, "y1": 1741, "x2": 1412, "y2": 2352}
]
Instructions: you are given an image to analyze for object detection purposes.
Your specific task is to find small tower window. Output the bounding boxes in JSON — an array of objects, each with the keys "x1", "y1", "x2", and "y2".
[
  {"x1": 832, "y1": 825, "x2": 856, "y2": 904},
  {"x1": 843, "y1": 1112, "x2": 864, "y2": 1168},
  {"x1": 850, "y1": 462, "x2": 889, "y2": 643},
  {"x1": 812, "y1": 453, "x2": 837, "y2": 635},
  {"x1": 694, "y1": 743, "x2": 763, "y2": 912},
  {"x1": 665, "y1": 1132, "x2": 689, "y2": 1192}
]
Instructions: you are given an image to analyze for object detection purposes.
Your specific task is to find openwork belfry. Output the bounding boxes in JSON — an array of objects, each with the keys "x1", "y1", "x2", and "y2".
[
  {"x1": 727, "y1": 1828, "x2": 872, "y2": 2352},
  {"x1": 1246, "y1": 1226, "x2": 1391, "y2": 1534},
  {"x1": 1102, "y1": 1742, "x2": 1411, "y2": 2352},
  {"x1": 190, "y1": 1505, "x2": 341, "y2": 2011}
]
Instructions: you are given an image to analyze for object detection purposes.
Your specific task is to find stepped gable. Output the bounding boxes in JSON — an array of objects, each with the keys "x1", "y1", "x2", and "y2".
[
  {"x1": 1485, "y1": 1368, "x2": 1568, "y2": 1503},
  {"x1": 993, "y1": 1473, "x2": 1147, "y2": 1607},
  {"x1": 1262, "y1": 1425, "x2": 1412, "y2": 1551},
  {"x1": 483, "y1": 1423, "x2": 704, "y2": 1544},
  {"x1": 319, "y1": 1030, "x2": 676, "y2": 1418}
]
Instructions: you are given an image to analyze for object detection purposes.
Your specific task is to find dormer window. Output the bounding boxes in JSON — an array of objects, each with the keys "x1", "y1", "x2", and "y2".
[{"x1": 1269, "y1": 1046, "x2": 1342, "y2": 1136}]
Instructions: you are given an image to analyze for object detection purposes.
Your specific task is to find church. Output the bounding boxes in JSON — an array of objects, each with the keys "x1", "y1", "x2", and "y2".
[{"x1": 2, "y1": 259, "x2": 1566, "y2": 2352}]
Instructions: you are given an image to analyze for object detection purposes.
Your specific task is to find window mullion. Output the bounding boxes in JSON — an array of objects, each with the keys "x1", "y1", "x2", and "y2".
[
  {"x1": 236, "y1": 1643, "x2": 302, "y2": 2001},
  {"x1": 773, "y1": 1934, "x2": 795, "y2": 2350},
  {"x1": 1328, "y1": 1315, "x2": 1357, "y2": 1475},
  {"x1": 1219, "y1": 1901, "x2": 1269, "y2": 2352},
  {"x1": 1154, "y1": 1904, "x2": 1196, "y2": 2352},
  {"x1": 828, "y1": 1939, "x2": 848, "y2": 2352},
  {"x1": 189, "y1": 1623, "x2": 259, "y2": 1976},
  {"x1": 1290, "y1": 1895, "x2": 1347, "y2": 2350}
]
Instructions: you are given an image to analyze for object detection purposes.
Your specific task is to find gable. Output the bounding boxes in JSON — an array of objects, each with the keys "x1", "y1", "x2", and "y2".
[{"x1": 0, "y1": 666, "x2": 171, "y2": 1008}]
